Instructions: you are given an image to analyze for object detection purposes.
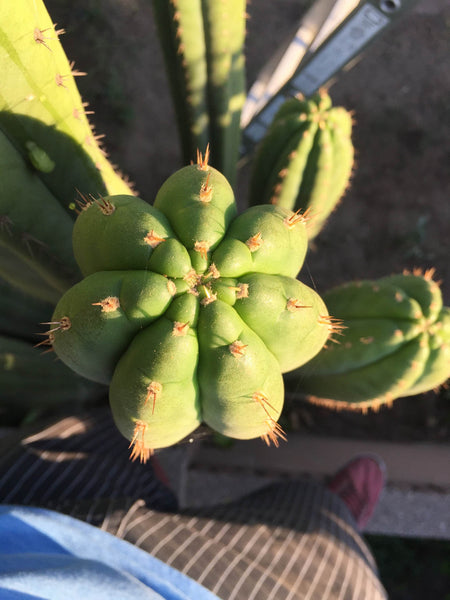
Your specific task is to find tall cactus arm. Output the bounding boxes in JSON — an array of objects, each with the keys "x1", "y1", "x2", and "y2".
[
  {"x1": 152, "y1": 0, "x2": 246, "y2": 185},
  {"x1": 0, "y1": 130, "x2": 79, "y2": 302},
  {"x1": 0, "y1": 0, "x2": 134, "y2": 216},
  {"x1": 1, "y1": 334, "x2": 104, "y2": 415},
  {"x1": 152, "y1": 0, "x2": 210, "y2": 164},
  {"x1": 201, "y1": 0, "x2": 246, "y2": 186}
]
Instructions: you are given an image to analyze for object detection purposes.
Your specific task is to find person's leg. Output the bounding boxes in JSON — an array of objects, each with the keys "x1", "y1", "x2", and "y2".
[
  {"x1": 115, "y1": 475, "x2": 388, "y2": 600},
  {"x1": 0, "y1": 410, "x2": 387, "y2": 599},
  {"x1": 0, "y1": 408, "x2": 178, "y2": 517}
]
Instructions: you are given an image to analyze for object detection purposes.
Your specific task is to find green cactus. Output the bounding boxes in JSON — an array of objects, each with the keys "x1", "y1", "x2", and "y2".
[
  {"x1": 49, "y1": 152, "x2": 331, "y2": 460},
  {"x1": 0, "y1": 0, "x2": 134, "y2": 302},
  {"x1": 290, "y1": 270, "x2": 450, "y2": 412},
  {"x1": 0, "y1": 334, "x2": 105, "y2": 420},
  {"x1": 248, "y1": 90, "x2": 354, "y2": 239},
  {"x1": 152, "y1": 0, "x2": 246, "y2": 185},
  {"x1": 1, "y1": 0, "x2": 447, "y2": 442}
]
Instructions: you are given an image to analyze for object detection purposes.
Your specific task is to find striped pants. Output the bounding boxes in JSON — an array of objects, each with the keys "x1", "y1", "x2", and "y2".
[{"x1": 0, "y1": 409, "x2": 387, "y2": 599}]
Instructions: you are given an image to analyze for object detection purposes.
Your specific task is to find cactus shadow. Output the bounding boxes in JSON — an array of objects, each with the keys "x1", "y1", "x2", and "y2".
[{"x1": 0, "y1": 111, "x2": 110, "y2": 212}]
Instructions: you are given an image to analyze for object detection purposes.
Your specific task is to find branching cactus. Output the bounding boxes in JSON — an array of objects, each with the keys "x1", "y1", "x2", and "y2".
[
  {"x1": 248, "y1": 90, "x2": 354, "y2": 239},
  {"x1": 290, "y1": 270, "x2": 450, "y2": 412},
  {"x1": 48, "y1": 150, "x2": 335, "y2": 460}
]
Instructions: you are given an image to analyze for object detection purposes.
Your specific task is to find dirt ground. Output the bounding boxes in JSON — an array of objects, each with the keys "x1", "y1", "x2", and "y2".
[{"x1": 45, "y1": 0, "x2": 450, "y2": 443}]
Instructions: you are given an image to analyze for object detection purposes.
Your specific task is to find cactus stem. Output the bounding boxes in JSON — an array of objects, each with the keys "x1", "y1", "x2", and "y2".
[
  {"x1": 144, "y1": 230, "x2": 167, "y2": 248},
  {"x1": 260, "y1": 419, "x2": 287, "y2": 447},
  {"x1": 245, "y1": 232, "x2": 263, "y2": 252},
  {"x1": 359, "y1": 336, "x2": 374, "y2": 344},
  {"x1": 129, "y1": 421, "x2": 153, "y2": 463},
  {"x1": 196, "y1": 144, "x2": 211, "y2": 171},
  {"x1": 92, "y1": 296, "x2": 121, "y2": 313},
  {"x1": 229, "y1": 340, "x2": 247, "y2": 358}
]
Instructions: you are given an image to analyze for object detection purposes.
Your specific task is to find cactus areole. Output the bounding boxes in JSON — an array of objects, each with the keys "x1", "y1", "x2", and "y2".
[{"x1": 50, "y1": 150, "x2": 332, "y2": 461}]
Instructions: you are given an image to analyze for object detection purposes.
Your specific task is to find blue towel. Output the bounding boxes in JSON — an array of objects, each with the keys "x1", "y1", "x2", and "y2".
[{"x1": 0, "y1": 505, "x2": 219, "y2": 600}]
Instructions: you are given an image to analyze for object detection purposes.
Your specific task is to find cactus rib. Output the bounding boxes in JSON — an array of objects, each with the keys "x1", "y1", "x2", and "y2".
[{"x1": 50, "y1": 154, "x2": 329, "y2": 458}]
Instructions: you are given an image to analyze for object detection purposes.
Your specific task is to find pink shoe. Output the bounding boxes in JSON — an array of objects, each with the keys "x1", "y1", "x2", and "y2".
[{"x1": 327, "y1": 454, "x2": 386, "y2": 529}]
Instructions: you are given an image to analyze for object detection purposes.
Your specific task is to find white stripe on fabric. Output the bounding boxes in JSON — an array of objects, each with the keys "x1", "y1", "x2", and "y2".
[
  {"x1": 115, "y1": 499, "x2": 147, "y2": 539},
  {"x1": 196, "y1": 523, "x2": 249, "y2": 585},
  {"x1": 180, "y1": 519, "x2": 234, "y2": 575},
  {"x1": 351, "y1": 550, "x2": 364, "y2": 600},
  {"x1": 265, "y1": 483, "x2": 323, "y2": 600},
  {"x1": 212, "y1": 522, "x2": 270, "y2": 595},
  {"x1": 284, "y1": 487, "x2": 333, "y2": 600},
  {"x1": 134, "y1": 514, "x2": 180, "y2": 548},
  {"x1": 254, "y1": 483, "x2": 315, "y2": 600}
]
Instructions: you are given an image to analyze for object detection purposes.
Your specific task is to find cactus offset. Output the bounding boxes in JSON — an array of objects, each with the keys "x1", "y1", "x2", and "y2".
[
  {"x1": 50, "y1": 152, "x2": 330, "y2": 459},
  {"x1": 290, "y1": 270, "x2": 450, "y2": 412},
  {"x1": 248, "y1": 90, "x2": 354, "y2": 239}
]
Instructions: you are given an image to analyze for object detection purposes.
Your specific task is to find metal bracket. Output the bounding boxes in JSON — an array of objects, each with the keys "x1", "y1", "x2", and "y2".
[{"x1": 241, "y1": 0, "x2": 419, "y2": 157}]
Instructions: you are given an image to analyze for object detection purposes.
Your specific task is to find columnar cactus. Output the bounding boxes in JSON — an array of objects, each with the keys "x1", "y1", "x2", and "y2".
[
  {"x1": 48, "y1": 151, "x2": 333, "y2": 460},
  {"x1": 291, "y1": 270, "x2": 450, "y2": 411},
  {"x1": 248, "y1": 90, "x2": 354, "y2": 239},
  {"x1": 152, "y1": 0, "x2": 246, "y2": 185},
  {"x1": 0, "y1": 0, "x2": 134, "y2": 302},
  {"x1": 1, "y1": 335, "x2": 104, "y2": 413}
]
